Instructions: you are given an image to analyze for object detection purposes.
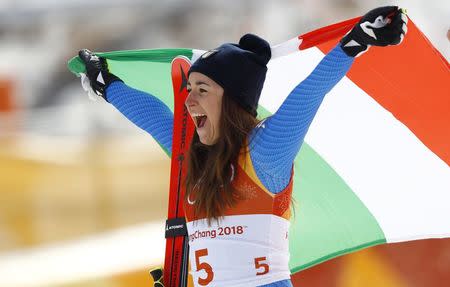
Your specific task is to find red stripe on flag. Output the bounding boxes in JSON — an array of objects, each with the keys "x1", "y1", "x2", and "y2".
[
  {"x1": 317, "y1": 20, "x2": 450, "y2": 165},
  {"x1": 299, "y1": 16, "x2": 361, "y2": 50}
]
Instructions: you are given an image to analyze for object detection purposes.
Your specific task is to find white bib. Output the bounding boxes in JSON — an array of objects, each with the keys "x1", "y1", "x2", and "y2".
[{"x1": 187, "y1": 214, "x2": 291, "y2": 287}]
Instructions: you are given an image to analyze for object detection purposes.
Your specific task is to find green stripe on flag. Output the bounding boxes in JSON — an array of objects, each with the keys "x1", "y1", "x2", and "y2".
[
  {"x1": 68, "y1": 48, "x2": 193, "y2": 112},
  {"x1": 68, "y1": 48, "x2": 193, "y2": 76},
  {"x1": 289, "y1": 143, "x2": 386, "y2": 272}
]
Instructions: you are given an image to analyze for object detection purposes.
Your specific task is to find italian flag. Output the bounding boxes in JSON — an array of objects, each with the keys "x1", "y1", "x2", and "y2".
[{"x1": 68, "y1": 16, "x2": 450, "y2": 275}]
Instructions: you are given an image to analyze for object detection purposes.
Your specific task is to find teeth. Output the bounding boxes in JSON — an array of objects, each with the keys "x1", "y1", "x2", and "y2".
[{"x1": 191, "y1": 113, "x2": 207, "y2": 128}]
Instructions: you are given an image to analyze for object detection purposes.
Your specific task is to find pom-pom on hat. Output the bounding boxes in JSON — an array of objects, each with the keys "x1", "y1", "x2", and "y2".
[{"x1": 189, "y1": 34, "x2": 271, "y2": 117}]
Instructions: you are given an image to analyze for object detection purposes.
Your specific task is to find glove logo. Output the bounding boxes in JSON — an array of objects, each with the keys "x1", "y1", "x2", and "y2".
[
  {"x1": 90, "y1": 54, "x2": 100, "y2": 61},
  {"x1": 96, "y1": 72, "x2": 105, "y2": 85},
  {"x1": 360, "y1": 15, "x2": 390, "y2": 40}
]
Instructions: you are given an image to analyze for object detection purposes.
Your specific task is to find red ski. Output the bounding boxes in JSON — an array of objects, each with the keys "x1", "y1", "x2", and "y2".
[{"x1": 162, "y1": 56, "x2": 194, "y2": 287}]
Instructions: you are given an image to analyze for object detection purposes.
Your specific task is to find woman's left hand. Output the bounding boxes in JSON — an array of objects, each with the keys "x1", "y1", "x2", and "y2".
[{"x1": 340, "y1": 6, "x2": 408, "y2": 57}]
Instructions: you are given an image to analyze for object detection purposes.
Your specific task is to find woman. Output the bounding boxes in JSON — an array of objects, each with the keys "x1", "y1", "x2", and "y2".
[{"x1": 79, "y1": 6, "x2": 407, "y2": 287}]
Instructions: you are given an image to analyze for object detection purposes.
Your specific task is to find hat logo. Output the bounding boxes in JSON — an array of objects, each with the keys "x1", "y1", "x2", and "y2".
[{"x1": 201, "y1": 49, "x2": 219, "y2": 59}]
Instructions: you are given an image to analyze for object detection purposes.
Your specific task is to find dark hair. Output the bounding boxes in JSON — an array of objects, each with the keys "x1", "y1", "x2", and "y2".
[{"x1": 185, "y1": 92, "x2": 259, "y2": 224}]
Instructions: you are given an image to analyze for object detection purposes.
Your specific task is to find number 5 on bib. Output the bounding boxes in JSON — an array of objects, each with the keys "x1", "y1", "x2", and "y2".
[{"x1": 195, "y1": 249, "x2": 214, "y2": 286}]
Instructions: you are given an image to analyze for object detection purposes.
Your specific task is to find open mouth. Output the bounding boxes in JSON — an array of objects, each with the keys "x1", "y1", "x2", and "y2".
[{"x1": 192, "y1": 113, "x2": 207, "y2": 128}]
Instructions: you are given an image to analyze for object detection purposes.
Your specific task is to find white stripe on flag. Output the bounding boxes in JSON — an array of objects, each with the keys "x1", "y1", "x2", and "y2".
[{"x1": 261, "y1": 47, "x2": 323, "y2": 113}]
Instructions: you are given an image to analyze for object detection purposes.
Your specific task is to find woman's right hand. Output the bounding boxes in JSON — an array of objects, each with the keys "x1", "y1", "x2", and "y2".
[{"x1": 78, "y1": 49, "x2": 122, "y2": 101}]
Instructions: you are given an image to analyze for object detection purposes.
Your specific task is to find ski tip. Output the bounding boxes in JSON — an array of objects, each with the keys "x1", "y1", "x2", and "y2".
[{"x1": 171, "y1": 55, "x2": 192, "y2": 66}]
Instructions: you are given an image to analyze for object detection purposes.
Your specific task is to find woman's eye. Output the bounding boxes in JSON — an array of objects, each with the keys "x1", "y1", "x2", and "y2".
[{"x1": 200, "y1": 88, "x2": 207, "y2": 93}]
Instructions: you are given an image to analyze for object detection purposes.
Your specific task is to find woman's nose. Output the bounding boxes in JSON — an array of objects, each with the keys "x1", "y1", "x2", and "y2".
[{"x1": 185, "y1": 92, "x2": 197, "y2": 107}]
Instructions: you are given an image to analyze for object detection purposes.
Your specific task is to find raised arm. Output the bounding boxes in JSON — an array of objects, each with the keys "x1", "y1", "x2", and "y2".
[
  {"x1": 249, "y1": 44, "x2": 353, "y2": 193},
  {"x1": 249, "y1": 6, "x2": 408, "y2": 193},
  {"x1": 78, "y1": 49, "x2": 173, "y2": 156}
]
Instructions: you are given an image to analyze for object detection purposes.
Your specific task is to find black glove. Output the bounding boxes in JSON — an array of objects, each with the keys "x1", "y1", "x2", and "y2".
[
  {"x1": 340, "y1": 6, "x2": 408, "y2": 57},
  {"x1": 78, "y1": 49, "x2": 122, "y2": 100}
]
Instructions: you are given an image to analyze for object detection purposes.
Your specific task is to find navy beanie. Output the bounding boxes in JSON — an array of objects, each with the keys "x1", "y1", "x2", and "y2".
[{"x1": 189, "y1": 34, "x2": 271, "y2": 117}]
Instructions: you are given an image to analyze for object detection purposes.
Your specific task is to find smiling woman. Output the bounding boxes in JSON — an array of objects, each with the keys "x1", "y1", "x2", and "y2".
[
  {"x1": 185, "y1": 72, "x2": 224, "y2": 145},
  {"x1": 76, "y1": 6, "x2": 408, "y2": 287}
]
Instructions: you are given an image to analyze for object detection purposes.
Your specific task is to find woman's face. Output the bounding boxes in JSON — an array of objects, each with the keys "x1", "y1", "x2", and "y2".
[{"x1": 185, "y1": 72, "x2": 224, "y2": 145}]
